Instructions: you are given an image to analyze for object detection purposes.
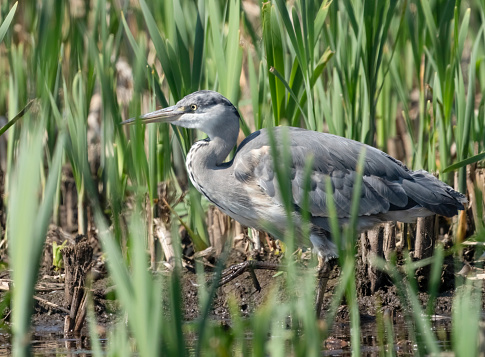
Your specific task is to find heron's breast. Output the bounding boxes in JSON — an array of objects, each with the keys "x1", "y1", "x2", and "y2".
[{"x1": 185, "y1": 141, "x2": 207, "y2": 192}]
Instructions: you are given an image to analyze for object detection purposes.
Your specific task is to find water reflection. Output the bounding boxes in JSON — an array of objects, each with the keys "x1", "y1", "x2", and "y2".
[
  {"x1": 0, "y1": 315, "x2": 453, "y2": 356},
  {"x1": 323, "y1": 316, "x2": 452, "y2": 356},
  {"x1": 0, "y1": 328, "x2": 106, "y2": 356}
]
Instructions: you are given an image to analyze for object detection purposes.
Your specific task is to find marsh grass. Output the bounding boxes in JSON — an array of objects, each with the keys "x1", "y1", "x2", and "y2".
[{"x1": 0, "y1": 0, "x2": 484, "y2": 356}]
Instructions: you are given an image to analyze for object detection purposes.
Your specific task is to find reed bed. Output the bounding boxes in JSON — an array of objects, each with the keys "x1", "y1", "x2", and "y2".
[{"x1": 0, "y1": 0, "x2": 484, "y2": 355}]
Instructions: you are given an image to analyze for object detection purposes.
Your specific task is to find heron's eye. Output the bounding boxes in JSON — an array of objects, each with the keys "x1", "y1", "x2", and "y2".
[{"x1": 190, "y1": 104, "x2": 197, "y2": 111}]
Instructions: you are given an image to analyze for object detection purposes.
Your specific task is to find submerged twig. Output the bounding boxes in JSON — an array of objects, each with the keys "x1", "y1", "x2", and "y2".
[{"x1": 33, "y1": 295, "x2": 70, "y2": 314}]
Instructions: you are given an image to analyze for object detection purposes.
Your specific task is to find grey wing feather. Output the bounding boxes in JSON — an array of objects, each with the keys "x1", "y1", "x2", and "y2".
[
  {"x1": 403, "y1": 170, "x2": 466, "y2": 216},
  {"x1": 233, "y1": 127, "x2": 466, "y2": 219}
]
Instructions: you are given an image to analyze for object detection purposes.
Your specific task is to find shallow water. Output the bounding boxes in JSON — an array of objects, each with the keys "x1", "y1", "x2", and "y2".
[
  {"x1": 1, "y1": 316, "x2": 453, "y2": 356},
  {"x1": 322, "y1": 317, "x2": 452, "y2": 356},
  {"x1": 0, "y1": 321, "x2": 106, "y2": 356}
]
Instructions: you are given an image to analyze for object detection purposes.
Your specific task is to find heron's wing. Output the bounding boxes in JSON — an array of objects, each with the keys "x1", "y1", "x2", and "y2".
[{"x1": 233, "y1": 127, "x2": 413, "y2": 218}]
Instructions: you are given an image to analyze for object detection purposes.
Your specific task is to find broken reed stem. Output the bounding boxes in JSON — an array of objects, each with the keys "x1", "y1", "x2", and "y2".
[{"x1": 74, "y1": 291, "x2": 88, "y2": 332}]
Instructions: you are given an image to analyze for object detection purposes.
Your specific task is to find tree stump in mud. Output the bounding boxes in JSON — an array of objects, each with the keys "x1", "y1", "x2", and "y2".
[
  {"x1": 466, "y1": 166, "x2": 484, "y2": 237},
  {"x1": 359, "y1": 222, "x2": 395, "y2": 294},
  {"x1": 62, "y1": 235, "x2": 94, "y2": 333},
  {"x1": 414, "y1": 216, "x2": 436, "y2": 259},
  {"x1": 359, "y1": 217, "x2": 438, "y2": 294},
  {"x1": 414, "y1": 215, "x2": 436, "y2": 289},
  {"x1": 62, "y1": 236, "x2": 94, "y2": 306}
]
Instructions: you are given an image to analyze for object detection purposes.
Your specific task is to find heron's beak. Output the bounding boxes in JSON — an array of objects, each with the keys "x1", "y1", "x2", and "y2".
[{"x1": 121, "y1": 105, "x2": 183, "y2": 125}]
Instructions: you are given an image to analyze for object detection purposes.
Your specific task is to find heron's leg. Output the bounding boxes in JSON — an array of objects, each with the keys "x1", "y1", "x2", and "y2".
[
  {"x1": 315, "y1": 257, "x2": 337, "y2": 319},
  {"x1": 309, "y1": 231, "x2": 339, "y2": 317}
]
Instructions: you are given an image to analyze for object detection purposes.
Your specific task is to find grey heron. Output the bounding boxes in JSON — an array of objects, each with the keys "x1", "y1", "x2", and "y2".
[{"x1": 122, "y1": 90, "x2": 466, "y2": 300}]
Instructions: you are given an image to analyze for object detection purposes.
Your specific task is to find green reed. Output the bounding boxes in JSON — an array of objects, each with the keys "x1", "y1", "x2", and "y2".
[{"x1": 0, "y1": 0, "x2": 484, "y2": 356}]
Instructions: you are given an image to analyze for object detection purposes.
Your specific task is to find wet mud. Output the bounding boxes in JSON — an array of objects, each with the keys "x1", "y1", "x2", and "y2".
[
  {"x1": 0, "y1": 236, "x2": 465, "y2": 326},
  {"x1": 0, "y1": 194, "x2": 481, "y2": 355}
]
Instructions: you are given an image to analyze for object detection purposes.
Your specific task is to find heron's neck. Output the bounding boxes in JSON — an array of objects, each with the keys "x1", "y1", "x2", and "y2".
[
  {"x1": 193, "y1": 122, "x2": 239, "y2": 166},
  {"x1": 186, "y1": 130, "x2": 238, "y2": 197}
]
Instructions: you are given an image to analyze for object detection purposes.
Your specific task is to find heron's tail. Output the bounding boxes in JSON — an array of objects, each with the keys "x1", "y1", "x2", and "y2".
[{"x1": 402, "y1": 170, "x2": 467, "y2": 217}]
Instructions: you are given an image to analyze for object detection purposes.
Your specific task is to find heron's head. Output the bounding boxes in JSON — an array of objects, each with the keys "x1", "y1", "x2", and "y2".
[{"x1": 122, "y1": 90, "x2": 240, "y2": 140}]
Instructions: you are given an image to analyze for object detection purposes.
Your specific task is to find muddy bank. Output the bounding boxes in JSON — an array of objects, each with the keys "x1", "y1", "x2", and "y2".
[
  {"x1": 0, "y1": 212, "x2": 481, "y2": 353},
  {"x1": 17, "y1": 235, "x2": 468, "y2": 331}
]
